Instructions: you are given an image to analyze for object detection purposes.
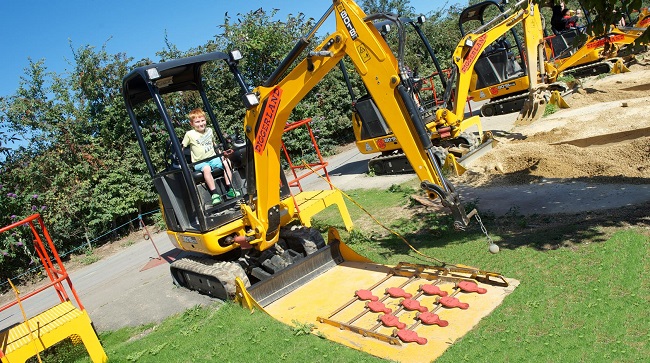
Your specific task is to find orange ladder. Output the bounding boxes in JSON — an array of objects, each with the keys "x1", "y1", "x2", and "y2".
[
  {"x1": 0, "y1": 214, "x2": 108, "y2": 363},
  {"x1": 281, "y1": 117, "x2": 353, "y2": 231}
]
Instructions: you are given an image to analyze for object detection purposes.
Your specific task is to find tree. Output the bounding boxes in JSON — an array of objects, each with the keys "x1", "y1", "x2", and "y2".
[
  {"x1": 0, "y1": 44, "x2": 158, "y2": 255},
  {"x1": 360, "y1": 0, "x2": 415, "y2": 15}
]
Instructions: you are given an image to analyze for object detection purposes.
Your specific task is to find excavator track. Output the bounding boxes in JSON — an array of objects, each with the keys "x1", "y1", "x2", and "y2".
[
  {"x1": 170, "y1": 256, "x2": 251, "y2": 300},
  {"x1": 563, "y1": 60, "x2": 614, "y2": 79},
  {"x1": 368, "y1": 133, "x2": 481, "y2": 175},
  {"x1": 480, "y1": 92, "x2": 528, "y2": 117},
  {"x1": 170, "y1": 226, "x2": 326, "y2": 301},
  {"x1": 481, "y1": 81, "x2": 570, "y2": 117},
  {"x1": 368, "y1": 146, "x2": 447, "y2": 175}
]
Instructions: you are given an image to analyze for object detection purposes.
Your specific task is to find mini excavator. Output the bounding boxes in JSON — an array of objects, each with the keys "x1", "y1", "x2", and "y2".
[
  {"x1": 348, "y1": 14, "x2": 489, "y2": 175},
  {"x1": 542, "y1": 1, "x2": 644, "y2": 81},
  {"x1": 123, "y1": 1, "x2": 516, "y2": 360}
]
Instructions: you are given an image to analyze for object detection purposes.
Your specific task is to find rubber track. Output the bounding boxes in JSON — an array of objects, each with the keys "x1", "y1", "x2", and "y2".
[
  {"x1": 170, "y1": 257, "x2": 248, "y2": 298},
  {"x1": 562, "y1": 60, "x2": 613, "y2": 79},
  {"x1": 369, "y1": 145, "x2": 448, "y2": 175}
]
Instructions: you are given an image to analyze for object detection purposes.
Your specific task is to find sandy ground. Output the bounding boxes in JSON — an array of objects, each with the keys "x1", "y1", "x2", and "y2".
[
  {"x1": 462, "y1": 67, "x2": 650, "y2": 185},
  {"x1": 449, "y1": 61, "x2": 650, "y2": 218}
]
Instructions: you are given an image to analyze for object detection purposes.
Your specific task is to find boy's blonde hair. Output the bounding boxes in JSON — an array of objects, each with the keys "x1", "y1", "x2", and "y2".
[{"x1": 188, "y1": 108, "x2": 206, "y2": 122}]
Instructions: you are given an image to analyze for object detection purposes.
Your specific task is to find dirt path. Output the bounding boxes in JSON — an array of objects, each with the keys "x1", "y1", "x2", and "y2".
[{"x1": 445, "y1": 60, "x2": 650, "y2": 221}]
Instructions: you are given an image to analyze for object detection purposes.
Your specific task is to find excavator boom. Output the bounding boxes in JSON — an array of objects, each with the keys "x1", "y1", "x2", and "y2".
[{"x1": 245, "y1": 2, "x2": 472, "y2": 232}]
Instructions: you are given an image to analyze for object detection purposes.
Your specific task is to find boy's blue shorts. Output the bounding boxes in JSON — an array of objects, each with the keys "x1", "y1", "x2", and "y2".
[{"x1": 194, "y1": 157, "x2": 223, "y2": 172}]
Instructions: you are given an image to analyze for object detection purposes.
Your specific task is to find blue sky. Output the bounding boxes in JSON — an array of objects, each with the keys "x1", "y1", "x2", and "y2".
[{"x1": 0, "y1": 0, "x2": 455, "y2": 98}]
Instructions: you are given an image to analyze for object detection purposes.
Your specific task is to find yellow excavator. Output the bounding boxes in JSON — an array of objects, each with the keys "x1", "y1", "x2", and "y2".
[
  {"x1": 348, "y1": 14, "x2": 487, "y2": 175},
  {"x1": 352, "y1": 0, "x2": 558, "y2": 175},
  {"x1": 123, "y1": 1, "x2": 516, "y2": 360},
  {"x1": 443, "y1": 0, "x2": 552, "y2": 126},
  {"x1": 458, "y1": 0, "x2": 563, "y2": 118},
  {"x1": 543, "y1": 2, "x2": 644, "y2": 81}
]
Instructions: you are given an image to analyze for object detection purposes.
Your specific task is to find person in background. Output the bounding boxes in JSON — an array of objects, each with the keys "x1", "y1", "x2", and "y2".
[
  {"x1": 182, "y1": 108, "x2": 240, "y2": 205},
  {"x1": 561, "y1": 8, "x2": 579, "y2": 29},
  {"x1": 551, "y1": 4, "x2": 567, "y2": 33}
]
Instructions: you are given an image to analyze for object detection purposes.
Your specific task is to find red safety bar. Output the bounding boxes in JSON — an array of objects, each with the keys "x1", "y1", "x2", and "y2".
[
  {"x1": 0, "y1": 214, "x2": 85, "y2": 314},
  {"x1": 281, "y1": 117, "x2": 334, "y2": 193}
]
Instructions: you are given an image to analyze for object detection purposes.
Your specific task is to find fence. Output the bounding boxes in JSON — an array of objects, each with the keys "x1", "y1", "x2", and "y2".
[{"x1": 0, "y1": 209, "x2": 160, "y2": 291}]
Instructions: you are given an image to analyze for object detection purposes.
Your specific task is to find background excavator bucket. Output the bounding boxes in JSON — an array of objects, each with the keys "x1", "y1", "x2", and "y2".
[
  {"x1": 611, "y1": 58, "x2": 631, "y2": 74},
  {"x1": 515, "y1": 90, "x2": 547, "y2": 126},
  {"x1": 235, "y1": 228, "x2": 518, "y2": 363},
  {"x1": 548, "y1": 90, "x2": 569, "y2": 109}
]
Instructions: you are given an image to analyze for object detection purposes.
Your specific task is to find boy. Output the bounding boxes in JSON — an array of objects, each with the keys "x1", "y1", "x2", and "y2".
[{"x1": 182, "y1": 108, "x2": 240, "y2": 204}]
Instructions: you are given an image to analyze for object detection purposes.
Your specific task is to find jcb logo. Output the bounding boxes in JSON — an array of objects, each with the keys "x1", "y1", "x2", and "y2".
[{"x1": 337, "y1": 4, "x2": 358, "y2": 40}]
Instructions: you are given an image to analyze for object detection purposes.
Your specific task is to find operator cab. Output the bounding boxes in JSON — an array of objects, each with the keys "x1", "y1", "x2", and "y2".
[
  {"x1": 543, "y1": 3, "x2": 590, "y2": 61},
  {"x1": 123, "y1": 51, "x2": 290, "y2": 234},
  {"x1": 459, "y1": 0, "x2": 526, "y2": 89}
]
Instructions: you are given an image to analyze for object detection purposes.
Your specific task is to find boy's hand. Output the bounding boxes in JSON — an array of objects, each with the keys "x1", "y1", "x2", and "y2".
[{"x1": 223, "y1": 149, "x2": 234, "y2": 157}]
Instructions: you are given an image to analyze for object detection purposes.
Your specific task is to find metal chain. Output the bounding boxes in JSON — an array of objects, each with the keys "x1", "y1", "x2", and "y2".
[{"x1": 473, "y1": 211, "x2": 494, "y2": 246}]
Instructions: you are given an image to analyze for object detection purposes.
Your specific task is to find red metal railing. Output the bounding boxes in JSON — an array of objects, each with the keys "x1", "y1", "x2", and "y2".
[
  {"x1": 281, "y1": 117, "x2": 334, "y2": 193},
  {"x1": 0, "y1": 214, "x2": 85, "y2": 314}
]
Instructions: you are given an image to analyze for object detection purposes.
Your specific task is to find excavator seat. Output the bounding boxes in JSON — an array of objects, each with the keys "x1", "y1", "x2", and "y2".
[
  {"x1": 475, "y1": 39, "x2": 524, "y2": 89},
  {"x1": 179, "y1": 148, "x2": 230, "y2": 201}
]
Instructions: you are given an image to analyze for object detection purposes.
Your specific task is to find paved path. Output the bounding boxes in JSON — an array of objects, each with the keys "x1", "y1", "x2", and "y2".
[{"x1": 0, "y1": 233, "x2": 213, "y2": 332}]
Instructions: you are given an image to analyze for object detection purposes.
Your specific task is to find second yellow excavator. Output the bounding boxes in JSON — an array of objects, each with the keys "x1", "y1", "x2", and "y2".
[
  {"x1": 543, "y1": 2, "x2": 644, "y2": 81},
  {"x1": 351, "y1": 0, "x2": 562, "y2": 175}
]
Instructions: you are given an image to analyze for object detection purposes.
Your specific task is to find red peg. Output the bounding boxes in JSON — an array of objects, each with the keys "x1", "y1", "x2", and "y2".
[
  {"x1": 386, "y1": 287, "x2": 412, "y2": 299},
  {"x1": 356, "y1": 289, "x2": 378, "y2": 301},
  {"x1": 395, "y1": 329, "x2": 427, "y2": 345},
  {"x1": 437, "y1": 296, "x2": 469, "y2": 309},
  {"x1": 417, "y1": 312, "x2": 449, "y2": 327},
  {"x1": 457, "y1": 280, "x2": 487, "y2": 294},
  {"x1": 401, "y1": 298, "x2": 428, "y2": 312},
  {"x1": 419, "y1": 284, "x2": 448, "y2": 297},
  {"x1": 379, "y1": 314, "x2": 406, "y2": 329},
  {"x1": 367, "y1": 300, "x2": 392, "y2": 314}
]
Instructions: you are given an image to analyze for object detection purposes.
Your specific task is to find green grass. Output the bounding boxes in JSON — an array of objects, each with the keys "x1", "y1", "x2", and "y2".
[
  {"x1": 32, "y1": 185, "x2": 649, "y2": 362},
  {"x1": 557, "y1": 74, "x2": 577, "y2": 84},
  {"x1": 543, "y1": 103, "x2": 559, "y2": 117}
]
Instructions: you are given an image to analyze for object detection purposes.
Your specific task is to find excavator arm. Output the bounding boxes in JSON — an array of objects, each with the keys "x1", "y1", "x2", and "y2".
[{"x1": 244, "y1": 0, "x2": 473, "y2": 245}]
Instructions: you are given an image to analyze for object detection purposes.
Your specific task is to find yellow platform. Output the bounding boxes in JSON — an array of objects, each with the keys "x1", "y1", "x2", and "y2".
[
  {"x1": 0, "y1": 301, "x2": 107, "y2": 363},
  {"x1": 292, "y1": 189, "x2": 353, "y2": 231},
  {"x1": 263, "y1": 261, "x2": 518, "y2": 363}
]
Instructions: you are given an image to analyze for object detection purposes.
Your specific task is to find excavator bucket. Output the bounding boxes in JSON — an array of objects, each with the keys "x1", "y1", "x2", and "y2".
[
  {"x1": 235, "y1": 228, "x2": 518, "y2": 363},
  {"x1": 515, "y1": 90, "x2": 547, "y2": 126},
  {"x1": 548, "y1": 90, "x2": 569, "y2": 109},
  {"x1": 611, "y1": 58, "x2": 630, "y2": 74}
]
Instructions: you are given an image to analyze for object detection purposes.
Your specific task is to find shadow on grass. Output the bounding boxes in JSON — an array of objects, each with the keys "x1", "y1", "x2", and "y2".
[
  {"x1": 347, "y1": 180, "x2": 649, "y2": 255},
  {"x1": 482, "y1": 201, "x2": 649, "y2": 250}
]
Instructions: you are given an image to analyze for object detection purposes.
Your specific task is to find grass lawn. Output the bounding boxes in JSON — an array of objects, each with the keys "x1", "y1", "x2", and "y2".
[{"x1": 29, "y1": 184, "x2": 649, "y2": 363}]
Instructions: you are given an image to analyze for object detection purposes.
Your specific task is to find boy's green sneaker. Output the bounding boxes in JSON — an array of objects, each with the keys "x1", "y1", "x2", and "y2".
[
  {"x1": 211, "y1": 194, "x2": 222, "y2": 204},
  {"x1": 226, "y1": 188, "x2": 241, "y2": 198}
]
